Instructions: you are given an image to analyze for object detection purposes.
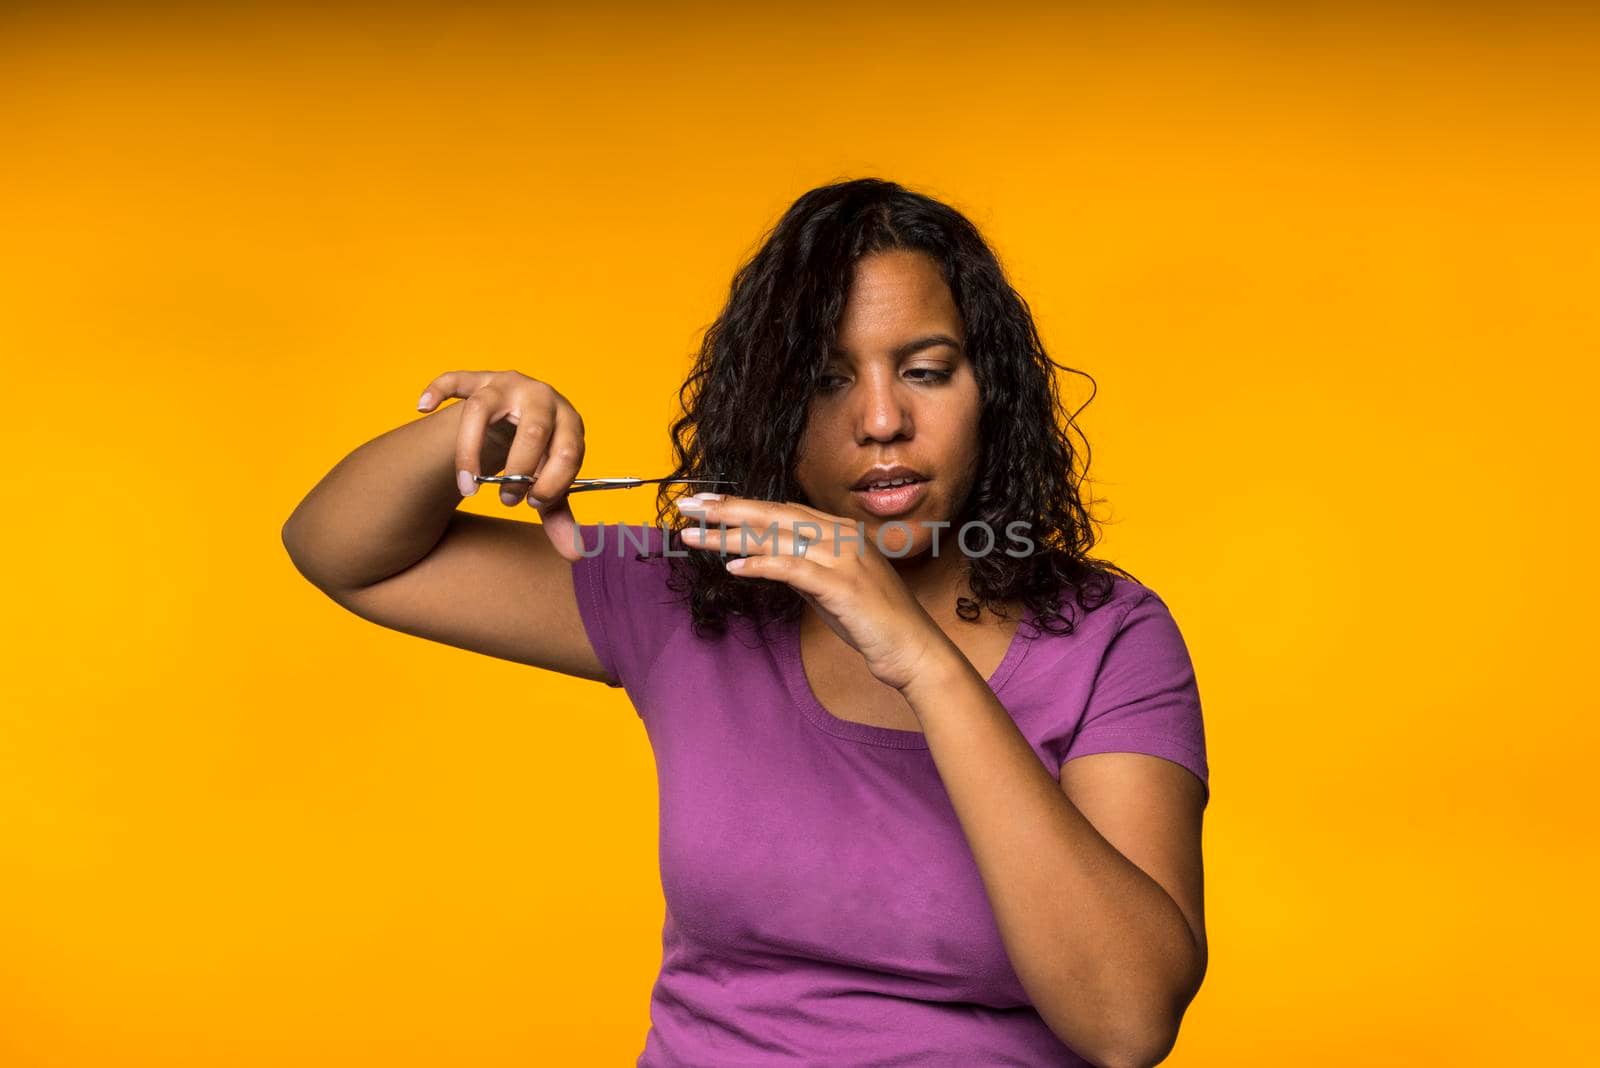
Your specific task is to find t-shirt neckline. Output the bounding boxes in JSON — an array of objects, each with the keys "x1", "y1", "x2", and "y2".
[{"x1": 779, "y1": 599, "x2": 1036, "y2": 750}]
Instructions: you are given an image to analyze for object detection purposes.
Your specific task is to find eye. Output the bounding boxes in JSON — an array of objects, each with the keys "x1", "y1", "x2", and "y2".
[{"x1": 815, "y1": 368, "x2": 951, "y2": 392}]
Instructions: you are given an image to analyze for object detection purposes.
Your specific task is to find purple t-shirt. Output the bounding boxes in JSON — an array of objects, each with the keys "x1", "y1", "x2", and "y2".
[{"x1": 570, "y1": 522, "x2": 1209, "y2": 1067}]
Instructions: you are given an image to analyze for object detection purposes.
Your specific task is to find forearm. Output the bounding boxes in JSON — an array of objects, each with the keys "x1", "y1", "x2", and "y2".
[
  {"x1": 901, "y1": 642, "x2": 1200, "y2": 1067},
  {"x1": 282, "y1": 402, "x2": 507, "y2": 591}
]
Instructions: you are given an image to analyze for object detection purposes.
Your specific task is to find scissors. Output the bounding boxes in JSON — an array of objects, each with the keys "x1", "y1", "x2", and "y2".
[{"x1": 472, "y1": 474, "x2": 740, "y2": 495}]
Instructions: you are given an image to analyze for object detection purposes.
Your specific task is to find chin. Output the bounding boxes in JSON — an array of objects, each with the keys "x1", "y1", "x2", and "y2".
[{"x1": 862, "y1": 514, "x2": 939, "y2": 557}]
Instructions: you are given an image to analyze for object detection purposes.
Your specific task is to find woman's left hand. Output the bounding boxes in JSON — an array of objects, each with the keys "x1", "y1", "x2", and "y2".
[{"x1": 676, "y1": 494, "x2": 949, "y2": 691}]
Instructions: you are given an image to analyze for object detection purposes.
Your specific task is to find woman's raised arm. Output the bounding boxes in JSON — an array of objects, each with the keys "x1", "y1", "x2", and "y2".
[{"x1": 280, "y1": 371, "x2": 614, "y2": 684}]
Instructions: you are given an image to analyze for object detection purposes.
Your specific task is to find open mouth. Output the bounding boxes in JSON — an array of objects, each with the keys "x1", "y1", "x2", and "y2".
[{"x1": 850, "y1": 477, "x2": 930, "y2": 518}]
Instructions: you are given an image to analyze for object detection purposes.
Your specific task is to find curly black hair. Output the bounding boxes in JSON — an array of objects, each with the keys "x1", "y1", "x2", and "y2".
[{"x1": 638, "y1": 176, "x2": 1138, "y2": 641}]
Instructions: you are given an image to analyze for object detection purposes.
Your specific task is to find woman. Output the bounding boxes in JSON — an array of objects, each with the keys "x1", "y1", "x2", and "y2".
[{"x1": 282, "y1": 177, "x2": 1210, "y2": 1067}]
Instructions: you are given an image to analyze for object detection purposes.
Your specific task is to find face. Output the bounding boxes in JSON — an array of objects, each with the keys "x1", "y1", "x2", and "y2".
[{"x1": 794, "y1": 248, "x2": 982, "y2": 560}]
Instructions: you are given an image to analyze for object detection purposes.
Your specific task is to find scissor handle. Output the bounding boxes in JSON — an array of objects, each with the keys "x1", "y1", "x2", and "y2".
[{"x1": 472, "y1": 474, "x2": 541, "y2": 485}]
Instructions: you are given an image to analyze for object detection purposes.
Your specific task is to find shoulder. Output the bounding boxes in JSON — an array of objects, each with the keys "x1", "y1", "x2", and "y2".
[
  {"x1": 1004, "y1": 569, "x2": 1211, "y2": 800},
  {"x1": 1106, "y1": 574, "x2": 1182, "y2": 629},
  {"x1": 1081, "y1": 573, "x2": 1195, "y2": 668},
  {"x1": 1007, "y1": 574, "x2": 1180, "y2": 697},
  {"x1": 1029, "y1": 571, "x2": 1169, "y2": 644}
]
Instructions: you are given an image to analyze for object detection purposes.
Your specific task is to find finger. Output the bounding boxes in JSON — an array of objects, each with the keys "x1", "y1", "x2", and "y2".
[
  {"x1": 692, "y1": 492, "x2": 838, "y2": 527},
  {"x1": 496, "y1": 398, "x2": 558, "y2": 507},
  {"x1": 671, "y1": 494, "x2": 804, "y2": 536},
  {"x1": 679, "y1": 521, "x2": 826, "y2": 562},
  {"x1": 719, "y1": 551, "x2": 828, "y2": 597},
  {"x1": 453, "y1": 385, "x2": 504, "y2": 498},
  {"x1": 530, "y1": 405, "x2": 587, "y2": 562},
  {"x1": 536, "y1": 496, "x2": 585, "y2": 562},
  {"x1": 527, "y1": 403, "x2": 586, "y2": 506},
  {"x1": 417, "y1": 370, "x2": 493, "y2": 413}
]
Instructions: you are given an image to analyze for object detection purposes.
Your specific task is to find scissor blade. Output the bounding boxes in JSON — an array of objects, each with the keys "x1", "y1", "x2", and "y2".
[
  {"x1": 474, "y1": 474, "x2": 739, "y2": 493},
  {"x1": 566, "y1": 478, "x2": 739, "y2": 494}
]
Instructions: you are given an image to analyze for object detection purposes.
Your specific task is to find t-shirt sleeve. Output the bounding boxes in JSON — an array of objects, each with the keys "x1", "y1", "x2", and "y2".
[
  {"x1": 567, "y1": 521, "x2": 680, "y2": 703},
  {"x1": 1061, "y1": 589, "x2": 1211, "y2": 807}
]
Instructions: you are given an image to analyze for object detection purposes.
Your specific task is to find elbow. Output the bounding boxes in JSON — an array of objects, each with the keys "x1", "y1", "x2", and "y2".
[
  {"x1": 1039, "y1": 984, "x2": 1192, "y2": 1068},
  {"x1": 280, "y1": 514, "x2": 299, "y2": 557},
  {"x1": 1064, "y1": 1023, "x2": 1177, "y2": 1068},
  {"x1": 281, "y1": 515, "x2": 315, "y2": 582},
  {"x1": 281, "y1": 505, "x2": 311, "y2": 562},
  {"x1": 281, "y1": 514, "x2": 340, "y2": 595},
  {"x1": 1038, "y1": 919, "x2": 1206, "y2": 1067},
  {"x1": 1095, "y1": 1032, "x2": 1179, "y2": 1068},
  {"x1": 1096, "y1": 969, "x2": 1203, "y2": 1067},
  {"x1": 1043, "y1": 1004, "x2": 1184, "y2": 1068}
]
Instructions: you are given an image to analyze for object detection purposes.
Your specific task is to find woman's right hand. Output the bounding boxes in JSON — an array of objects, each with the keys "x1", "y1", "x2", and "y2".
[{"x1": 415, "y1": 369, "x2": 589, "y2": 562}]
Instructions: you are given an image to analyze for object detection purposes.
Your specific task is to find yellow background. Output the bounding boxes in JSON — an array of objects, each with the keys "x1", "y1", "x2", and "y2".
[{"x1": 3, "y1": 3, "x2": 1596, "y2": 1064}]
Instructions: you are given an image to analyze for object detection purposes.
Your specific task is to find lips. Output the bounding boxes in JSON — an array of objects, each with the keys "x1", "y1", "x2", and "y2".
[
  {"x1": 849, "y1": 463, "x2": 929, "y2": 491},
  {"x1": 846, "y1": 463, "x2": 931, "y2": 518},
  {"x1": 851, "y1": 478, "x2": 930, "y2": 518}
]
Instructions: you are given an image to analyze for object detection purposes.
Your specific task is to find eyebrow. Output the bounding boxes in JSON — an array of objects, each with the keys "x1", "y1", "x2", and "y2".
[{"x1": 827, "y1": 333, "x2": 964, "y2": 360}]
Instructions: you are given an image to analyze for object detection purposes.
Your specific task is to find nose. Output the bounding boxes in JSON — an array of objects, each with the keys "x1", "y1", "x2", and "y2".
[{"x1": 853, "y1": 367, "x2": 915, "y2": 445}]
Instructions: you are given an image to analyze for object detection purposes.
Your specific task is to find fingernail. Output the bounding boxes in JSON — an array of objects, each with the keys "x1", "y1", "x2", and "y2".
[
  {"x1": 458, "y1": 470, "x2": 477, "y2": 496},
  {"x1": 501, "y1": 488, "x2": 519, "y2": 505},
  {"x1": 417, "y1": 391, "x2": 433, "y2": 410},
  {"x1": 675, "y1": 498, "x2": 707, "y2": 512},
  {"x1": 526, "y1": 495, "x2": 543, "y2": 508}
]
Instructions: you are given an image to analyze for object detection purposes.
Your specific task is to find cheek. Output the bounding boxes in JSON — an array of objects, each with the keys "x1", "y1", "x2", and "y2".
[
  {"x1": 793, "y1": 417, "x2": 839, "y2": 491},
  {"x1": 929, "y1": 392, "x2": 981, "y2": 459},
  {"x1": 939, "y1": 397, "x2": 983, "y2": 498}
]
